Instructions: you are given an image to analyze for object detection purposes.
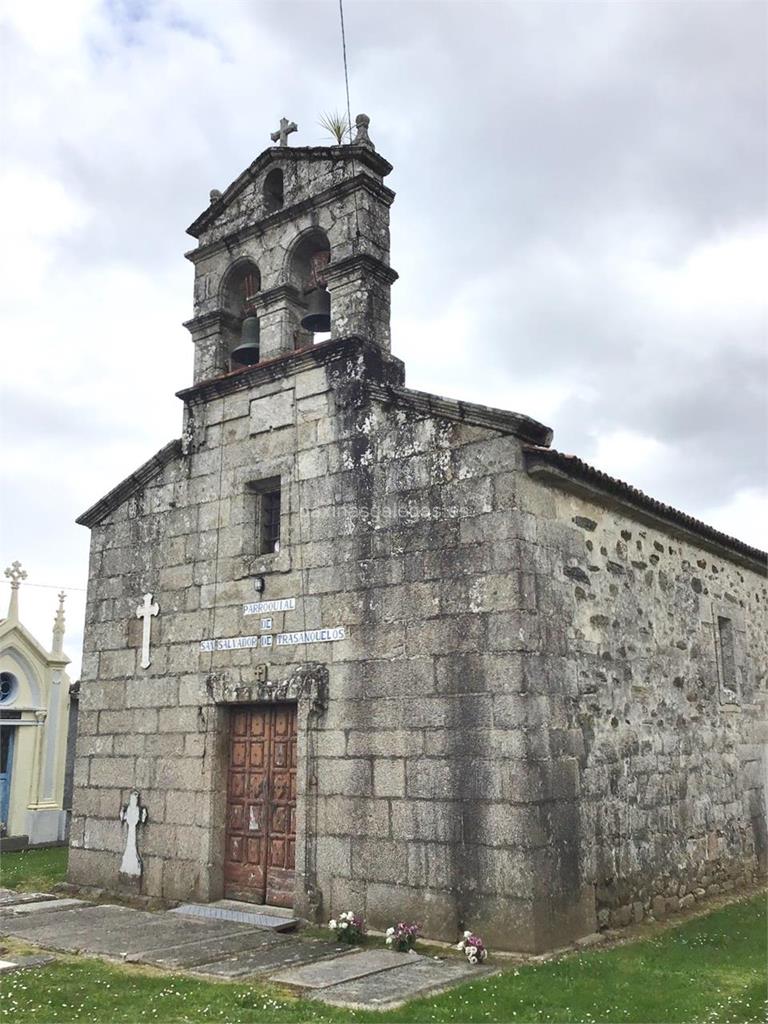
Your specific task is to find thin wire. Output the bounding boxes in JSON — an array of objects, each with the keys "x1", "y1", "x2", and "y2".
[
  {"x1": 338, "y1": 0, "x2": 361, "y2": 250},
  {"x1": 7, "y1": 582, "x2": 86, "y2": 592},
  {"x1": 339, "y1": 0, "x2": 353, "y2": 141}
]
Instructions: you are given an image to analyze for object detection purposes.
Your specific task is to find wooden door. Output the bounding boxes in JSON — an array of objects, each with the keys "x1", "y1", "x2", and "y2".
[{"x1": 224, "y1": 704, "x2": 297, "y2": 907}]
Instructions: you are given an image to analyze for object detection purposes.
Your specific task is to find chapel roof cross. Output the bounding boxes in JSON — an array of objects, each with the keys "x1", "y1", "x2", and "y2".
[
  {"x1": 4, "y1": 560, "x2": 27, "y2": 620},
  {"x1": 270, "y1": 116, "x2": 298, "y2": 147},
  {"x1": 4, "y1": 560, "x2": 27, "y2": 589}
]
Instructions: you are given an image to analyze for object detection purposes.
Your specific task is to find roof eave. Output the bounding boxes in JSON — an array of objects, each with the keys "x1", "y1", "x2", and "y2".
[
  {"x1": 76, "y1": 439, "x2": 182, "y2": 529},
  {"x1": 525, "y1": 447, "x2": 767, "y2": 574}
]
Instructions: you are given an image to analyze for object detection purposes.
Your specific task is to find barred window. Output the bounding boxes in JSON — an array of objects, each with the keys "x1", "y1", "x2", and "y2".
[{"x1": 260, "y1": 488, "x2": 281, "y2": 554}]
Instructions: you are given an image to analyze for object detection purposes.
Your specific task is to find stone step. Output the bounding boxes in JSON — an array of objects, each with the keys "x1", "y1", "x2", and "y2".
[
  {"x1": 0, "y1": 889, "x2": 56, "y2": 908},
  {"x1": 1, "y1": 898, "x2": 86, "y2": 917},
  {"x1": 210, "y1": 899, "x2": 295, "y2": 919},
  {"x1": 170, "y1": 902, "x2": 298, "y2": 931}
]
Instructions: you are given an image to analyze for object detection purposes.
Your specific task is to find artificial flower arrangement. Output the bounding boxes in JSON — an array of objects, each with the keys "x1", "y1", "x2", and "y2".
[
  {"x1": 457, "y1": 930, "x2": 488, "y2": 965},
  {"x1": 328, "y1": 910, "x2": 365, "y2": 944},
  {"x1": 385, "y1": 921, "x2": 420, "y2": 952}
]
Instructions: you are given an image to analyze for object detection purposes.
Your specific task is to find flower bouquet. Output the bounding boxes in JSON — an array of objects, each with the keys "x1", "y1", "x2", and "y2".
[
  {"x1": 385, "y1": 921, "x2": 420, "y2": 952},
  {"x1": 328, "y1": 910, "x2": 365, "y2": 944},
  {"x1": 457, "y1": 931, "x2": 488, "y2": 965}
]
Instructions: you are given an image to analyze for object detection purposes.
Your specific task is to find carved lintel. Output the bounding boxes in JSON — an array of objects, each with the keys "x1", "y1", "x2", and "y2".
[{"x1": 209, "y1": 663, "x2": 328, "y2": 714}]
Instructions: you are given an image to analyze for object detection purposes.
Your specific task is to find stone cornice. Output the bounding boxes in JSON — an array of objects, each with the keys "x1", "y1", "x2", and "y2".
[
  {"x1": 176, "y1": 335, "x2": 402, "y2": 406},
  {"x1": 76, "y1": 440, "x2": 182, "y2": 529},
  {"x1": 366, "y1": 382, "x2": 554, "y2": 447},
  {"x1": 249, "y1": 283, "x2": 303, "y2": 310},
  {"x1": 525, "y1": 447, "x2": 767, "y2": 574},
  {"x1": 325, "y1": 252, "x2": 399, "y2": 286},
  {"x1": 187, "y1": 162, "x2": 394, "y2": 248},
  {"x1": 183, "y1": 310, "x2": 239, "y2": 336}
]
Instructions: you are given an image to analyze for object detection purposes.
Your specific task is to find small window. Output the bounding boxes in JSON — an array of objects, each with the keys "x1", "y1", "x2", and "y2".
[
  {"x1": 261, "y1": 489, "x2": 281, "y2": 554},
  {"x1": 264, "y1": 168, "x2": 284, "y2": 213},
  {"x1": 0, "y1": 672, "x2": 18, "y2": 705},
  {"x1": 249, "y1": 478, "x2": 281, "y2": 555},
  {"x1": 716, "y1": 616, "x2": 739, "y2": 703}
]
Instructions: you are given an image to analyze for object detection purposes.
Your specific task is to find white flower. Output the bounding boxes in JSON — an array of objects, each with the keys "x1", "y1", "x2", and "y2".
[
  {"x1": 385, "y1": 936, "x2": 393, "y2": 945},
  {"x1": 463, "y1": 930, "x2": 472, "y2": 938},
  {"x1": 480, "y1": 949, "x2": 488, "y2": 961},
  {"x1": 468, "y1": 954, "x2": 478, "y2": 965},
  {"x1": 340, "y1": 921, "x2": 348, "y2": 929},
  {"x1": 386, "y1": 927, "x2": 395, "y2": 936},
  {"x1": 328, "y1": 919, "x2": 337, "y2": 929},
  {"x1": 345, "y1": 911, "x2": 353, "y2": 918},
  {"x1": 456, "y1": 941, "x2": 465, "y2": 951},
  {"x1": 467, "y1": 946, "x2": 477, "y2": 957}
]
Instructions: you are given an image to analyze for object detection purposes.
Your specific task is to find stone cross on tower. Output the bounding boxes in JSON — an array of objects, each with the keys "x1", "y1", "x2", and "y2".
[
  {"x1": 270, "y1": 116, "x2": 297, "y2": 147},
  {"x1": 136, "y1": 592, "x2": 159, "y2": 669},
  {"x1": 4, "y1": 560, "x2": 27, "y2": 620},
  {"x1": 119, "y1": 790, "x2": 148, "y2": 876}
]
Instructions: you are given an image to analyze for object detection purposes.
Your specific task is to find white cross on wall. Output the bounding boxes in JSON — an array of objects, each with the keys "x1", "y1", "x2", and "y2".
[{"x1": 136, "y1": 592, "x2": 159, "y2": 669}]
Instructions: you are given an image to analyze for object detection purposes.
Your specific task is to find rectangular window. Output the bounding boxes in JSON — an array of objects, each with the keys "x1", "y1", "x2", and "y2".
[
  {"x1": 716, "y1": 615, "x2": 738, "y2": 701},
  {"x1": 260, "y1": 488, "x2": 281, "y2": 554},
  {"x1": 249, "y1": 477, "x2": 282, "y2": 557}
]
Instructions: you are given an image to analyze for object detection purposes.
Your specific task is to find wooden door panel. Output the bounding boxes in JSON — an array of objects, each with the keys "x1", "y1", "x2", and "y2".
[{"x1": 224, "y1": 703, "x2": 297, "y2": 906}]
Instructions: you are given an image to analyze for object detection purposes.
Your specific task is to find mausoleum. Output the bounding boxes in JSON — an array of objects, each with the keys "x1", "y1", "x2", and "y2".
[
  {"x1": 1, "y1": 563, "x2": 74, "y2": 847},
  {"x1": 68, "y1": 119, "x2": 767, "y2": 951}
]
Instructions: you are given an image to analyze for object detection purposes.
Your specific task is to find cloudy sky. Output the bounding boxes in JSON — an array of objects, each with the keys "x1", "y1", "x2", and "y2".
[{"x1": 2, "y1": 0, "x2": 766, "y2": 676}]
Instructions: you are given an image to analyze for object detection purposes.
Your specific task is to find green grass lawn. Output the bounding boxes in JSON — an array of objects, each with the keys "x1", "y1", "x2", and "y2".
[
  {"x1": 1, "y1": 891, "x2": 765, "y2": 1023},
  {"x1": 0, "y1": 845, "x2": 69, "y2": 892}
]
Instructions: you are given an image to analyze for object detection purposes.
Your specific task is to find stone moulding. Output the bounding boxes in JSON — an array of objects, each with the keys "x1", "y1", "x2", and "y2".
[
  {"x1": 185, "y1": 170, "x2": 395, "y2": 265},
  {"x1": 206, "y1": 664, "x2": 329, "y2": 714},
  {"x1": 175, "y1": 334, "x2": 404, "y2": 406},
  {"x1": 366, "y1": 381, "x2": 554, "y2": 447},
  {"x1": 76, "y1": 439, "x2": 182, "y2": 530},
  {"x1": 525, "y1": 446, "x2": 768, "y2": 573},
  {"x1": 187, "y1": 147, "x2": 394, "y2": 242}
]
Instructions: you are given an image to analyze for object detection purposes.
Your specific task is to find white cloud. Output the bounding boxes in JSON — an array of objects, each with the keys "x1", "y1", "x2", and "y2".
[
  {"x1": 1, "y1": 0, "x2": 766, "y2": 683},
  {"x1": 701, "y1": 489, "x2": 768, "y2": 551},
  {"x1": 591, "y1": 430, "x2": 670, "y2": 484}
]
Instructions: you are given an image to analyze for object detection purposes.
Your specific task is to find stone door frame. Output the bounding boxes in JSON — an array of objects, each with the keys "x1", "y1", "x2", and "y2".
[{"x1": 208, "y1": 664, "x2": 328, "y2": 918}]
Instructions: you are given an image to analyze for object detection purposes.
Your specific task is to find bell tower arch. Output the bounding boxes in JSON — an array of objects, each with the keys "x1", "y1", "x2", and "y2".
[{"x1": 183, "y1": 115, "x2": 397, "y2": 383}]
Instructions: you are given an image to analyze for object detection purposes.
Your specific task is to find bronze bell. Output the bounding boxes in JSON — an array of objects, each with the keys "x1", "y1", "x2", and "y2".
[
  {"x1": 300, "y1": 286, "x2": 331, "y2": 333},
  {"x1": 231, "y1": 314, "x2": 260, "y2": 365}
]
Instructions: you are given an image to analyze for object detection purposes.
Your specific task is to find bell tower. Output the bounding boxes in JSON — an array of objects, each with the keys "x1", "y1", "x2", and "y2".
[{"x1": 183, "y1": 114, "x2": 398, "y2": 383}]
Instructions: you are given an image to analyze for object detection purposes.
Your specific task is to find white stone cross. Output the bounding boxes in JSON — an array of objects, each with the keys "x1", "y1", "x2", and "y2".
[
  {"x1": 136, "y1": 592, "x2": 159, "y2": 669},
  {"x1": 270, "y1": 116, "x2": 297, "y2": 147},
  {"x1": 4, "y1": 560, "x2": 27, "y2": 588},
  {"x1": 119, "y1": 790, "x2": 148, "y2": 876}
]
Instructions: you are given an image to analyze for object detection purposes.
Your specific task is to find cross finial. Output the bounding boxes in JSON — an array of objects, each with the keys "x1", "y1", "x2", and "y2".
[
  {"x1": 353, "y1": 113, "x2": 374, "y2": 150},
  {"x1": 4, "y1": 560, "x2": 27, "y2": 620},
  {"x1": 4, "y1": 561, "x2": 27, "y2": 589},
  {"x1": 270, "y1": 116, "x2": 298, "y2": 147}
]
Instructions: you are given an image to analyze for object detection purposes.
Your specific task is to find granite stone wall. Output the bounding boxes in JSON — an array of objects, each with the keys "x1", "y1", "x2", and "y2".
[
  {"x1": 70, "y1": 336, "x2": 765, "y2": 950},
  {"x1": 515, "y1": 474, "x2": 767, "y2": 929}
]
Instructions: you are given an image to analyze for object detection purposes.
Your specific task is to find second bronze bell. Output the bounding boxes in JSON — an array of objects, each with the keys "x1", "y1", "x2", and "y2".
[
  {"x1": 300, "y1": 286, "x2": 331, "y2": 333},
  {"x1": 231, "y1": 314, "x2": 260, "y2": 365}
]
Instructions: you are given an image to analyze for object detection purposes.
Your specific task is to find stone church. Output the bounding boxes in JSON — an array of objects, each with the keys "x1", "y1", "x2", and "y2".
[{"x1": 68, "y1": 117, "x2": 767, "y2": 952}]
